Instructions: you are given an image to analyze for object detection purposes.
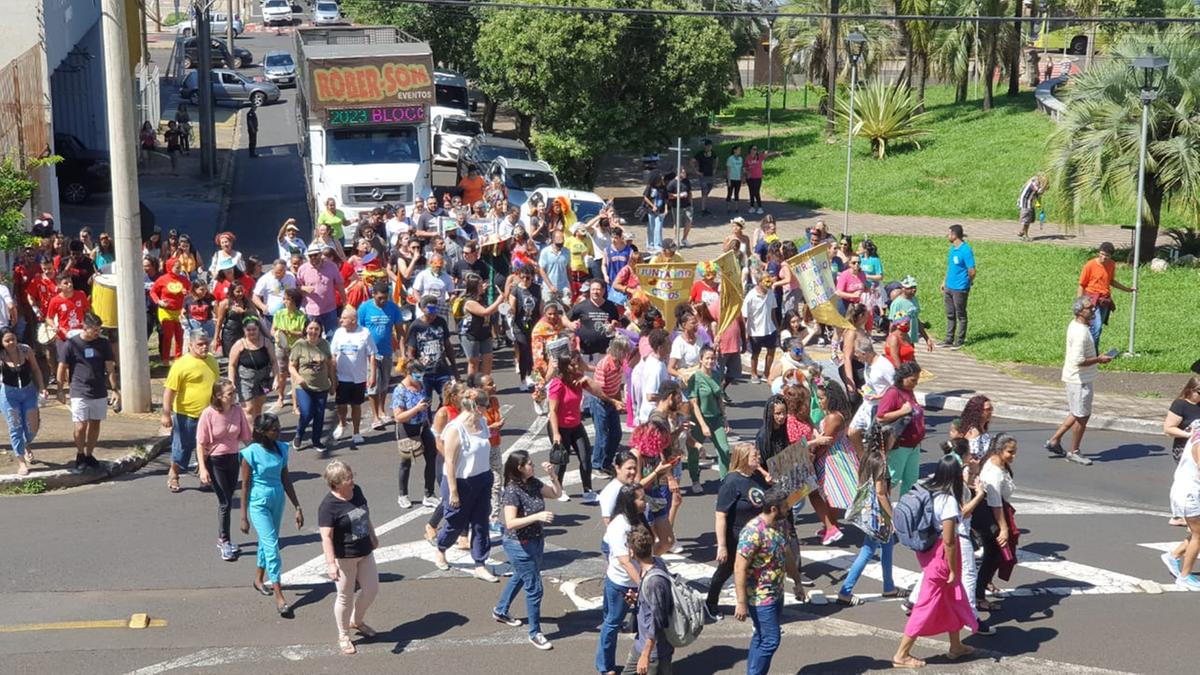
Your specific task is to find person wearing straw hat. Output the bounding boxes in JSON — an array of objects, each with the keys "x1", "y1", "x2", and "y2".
[{"x1": 888, "y1": 276, "x2": 934, "y2": 353}]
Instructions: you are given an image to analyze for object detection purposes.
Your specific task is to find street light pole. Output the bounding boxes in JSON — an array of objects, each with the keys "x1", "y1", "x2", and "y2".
[
  {"x1": 765, "y1": 20, "x2": 774, "y2": 153},
  {"x1": 1126, "y1": 52, "x2": 1168, "y2": 357},
  {"x1": 842, "y1": 32, "x2": 866, "y2": 237}
]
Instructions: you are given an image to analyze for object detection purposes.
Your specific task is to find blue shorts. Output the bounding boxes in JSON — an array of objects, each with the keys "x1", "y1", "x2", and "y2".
[{"x1": 645, "y1": 485, "x2": 671, "y2": 523}]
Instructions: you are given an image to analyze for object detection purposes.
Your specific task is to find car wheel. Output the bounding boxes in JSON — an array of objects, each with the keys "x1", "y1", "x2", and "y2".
[
  {"x1": 188, "y1": 91, "x2": 200, "y2": 105},
  {"x1": 232, "y1": 56, "x2": 244, "y2": 69},
  {"x1": 1069, "y1": 36, "x2": 1087, "y2": 55},
  {"x1": 183, "y1": 55, "x2": 194, "y2": 69},
  {"x1": 61, "y1": 181, "x2": 88, "y2": 204},
  {"x1": 181, "y1": 28, "x2": 192, "y2": 37},
  {"x1": 251, "y1": 91, "x2": 267, "y2": 107}
]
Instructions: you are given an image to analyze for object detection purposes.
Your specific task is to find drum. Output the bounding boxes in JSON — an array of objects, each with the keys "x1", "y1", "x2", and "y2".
[{"x1": 91, "y1": 274, "x2": 118, "y2": 329}]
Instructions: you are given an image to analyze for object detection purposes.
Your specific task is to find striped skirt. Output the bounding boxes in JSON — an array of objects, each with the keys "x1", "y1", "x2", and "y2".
[{"x1": 815, "y1": 432, "x2": 859, "y2": 510}]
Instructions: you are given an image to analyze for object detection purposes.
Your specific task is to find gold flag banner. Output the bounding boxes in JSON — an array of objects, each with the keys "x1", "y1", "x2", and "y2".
[
  {"x1": 634, "y1": 262, "x2": 696, "y2": 331},
  {"x1": 714, "y1": 250, "x2": 744, "y2": 337},
  {"x1": 765, "y1": 438, "x2": 818, "y2": 507},
  {"x1": 787, "y1": 243, "x2": 852, "y2": 330}
]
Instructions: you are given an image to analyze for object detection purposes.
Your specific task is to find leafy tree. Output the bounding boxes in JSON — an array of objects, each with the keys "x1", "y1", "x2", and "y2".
[
  {"x1": 475, "y1": 0, "x2": 734, "y2": 187},
  {"x1": 1046, "y1": 27, "x2": 1200, "y2": 258},
  {"x1": 0, "y1": 156, "x2": 57, "y2": 252},
  {"x1": 338, "y1": 0, "x2": 481, "y2": 76}
]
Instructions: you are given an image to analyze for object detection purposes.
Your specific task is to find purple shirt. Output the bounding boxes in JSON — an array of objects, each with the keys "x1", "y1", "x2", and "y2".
[{"x1": 297, "y1": 260, "x2": 341, "y2": 315}]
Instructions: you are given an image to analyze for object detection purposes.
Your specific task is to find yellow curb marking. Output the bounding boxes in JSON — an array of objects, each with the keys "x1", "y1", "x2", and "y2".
[{"x1": 0, "y1": 613, "x2": 166, "y2": 633}]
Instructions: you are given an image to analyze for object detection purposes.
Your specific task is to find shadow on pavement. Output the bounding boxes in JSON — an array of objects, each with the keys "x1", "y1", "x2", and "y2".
[
  {"x1": 673, "y1": 644, "x2": 746, "y2": 673},
  {"x1": 798, "y1": 654, "x2": 896, "y2": 673},
  {"x1": 388, "y1": 611, "x2": 469, "y2": 653}
]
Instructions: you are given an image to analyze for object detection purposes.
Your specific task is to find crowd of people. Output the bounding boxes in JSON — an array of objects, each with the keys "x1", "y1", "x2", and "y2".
[{"x1": 4, "y1": 161, "x2": 1198, "y2": 671}]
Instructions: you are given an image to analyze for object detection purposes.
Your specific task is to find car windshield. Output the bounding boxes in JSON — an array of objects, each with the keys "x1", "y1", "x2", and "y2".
[
  {"x1": 477, "y1": 144, "x2": 531, "y2": 163},
  {"x1": 265, "y1": 53, "x2": 293, "y2": 68},
  {"x1": 442, "y1": 118, "x2": 481, "y2": 136},
  {"x1": 573, "y1": 200, "x2": 602, "y2": 221},
  {"x1": 435, "y1": 84, "x2": 469, "y2": 111},
  {"x1": 264, "y1": 0, "x2": 287, "y2": 7},
  {"x1": 506, "y1": 170, "x2": 555, "y2": 192},
  {"x1": 326, "y1": 127, "x2": 420, "y2": 165},
  {"x1": 316, "y1": 2, "x2": 338, "y2": 10}
]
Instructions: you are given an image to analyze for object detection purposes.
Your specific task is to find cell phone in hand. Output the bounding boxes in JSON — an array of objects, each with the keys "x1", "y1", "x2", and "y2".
[{"x1": 1104, "y1": 349, "x2": 1119, "y2": 358}]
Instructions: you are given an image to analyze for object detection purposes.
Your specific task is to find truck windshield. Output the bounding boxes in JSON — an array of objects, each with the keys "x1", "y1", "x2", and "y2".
[
  {"x1": 436, "y1": 84, "x2": 469, "y2": 111},
  {"x1": 442, "y1": 117, "x2": 482, "y2": 136},
  {"x1": 326, "y1": 127, "x2": 420, "y2": 165},
  {"x1": 506, "y1": 170, "x2": 555, "y2": 192},
  {"x1": 478, "y1": 144, "x2": 531, "y2": 163}
]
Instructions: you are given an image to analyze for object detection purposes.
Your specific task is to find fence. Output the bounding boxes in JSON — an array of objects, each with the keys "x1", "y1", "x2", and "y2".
[
  {"x1": 134, "y1": 60, "x2": 162, "y2": 131},
  {"x1": 0, "y1": 46, "x2": 50, "y2": 164}
]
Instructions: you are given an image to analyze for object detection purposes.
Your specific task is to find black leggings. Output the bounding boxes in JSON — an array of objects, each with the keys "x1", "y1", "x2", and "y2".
[
  {"x1": 706, "y1": 548, "x2": 735, "y2": 611},
  {"x1": 209, "y1": 453, "x2": 241, "y2": 542},
  {"x1": 399, "y1": 423, "x2": 437, "y2": 499},
  {"x1": 973, "y1": 506, "x2": 1005, "y2": 600},
  {"x1": 725, "y1": 180, "x2": 742, "y2": 203},
  {"x1": 550, "y1": 422, "x2": 592, "y2": 492},
  {"x1": 514, "y1": 334, "x2": 533, "y2": 380},
  {"x1": 746, "y1": 178, "x2": 763, "y2": 208}
]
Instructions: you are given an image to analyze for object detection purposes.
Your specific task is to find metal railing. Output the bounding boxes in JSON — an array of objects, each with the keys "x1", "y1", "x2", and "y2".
[{"x1": 134, "y1": 61, "x2": 163, "y2": 130}]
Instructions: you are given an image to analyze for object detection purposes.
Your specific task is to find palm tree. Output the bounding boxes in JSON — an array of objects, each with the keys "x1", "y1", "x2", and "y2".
[
  {"x1": 930, "y1": 0, "x2": 977, "y2": 103},
  {"x1": 1047, "y1": 28, "x2": 1200, "y2": 258},
  {"x1": 977, "y1": 0, "x2": 1012, "y2": 110},
  {"x1": 711, "y1": 0, "x2": 767, "y2": 98}
]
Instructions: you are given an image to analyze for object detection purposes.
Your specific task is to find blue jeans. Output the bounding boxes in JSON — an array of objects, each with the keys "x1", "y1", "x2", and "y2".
[
  {"x1": 421, "y1": 372, "x2": 452, "y2": 406},
  {"x1": 171, "y1": 413, "x2": 200, "y2": 468},
  {"x1": 295, "y1": 386, "x2": 328, "y2": 447},
  {"x1": 1, "y1": 383, "x2": 38, "y2": 457},
  {"x1": 839, "y1": 536, "x2": 895, "y2": 596},
  {"x1": 317, "y1": 310, "x2": 339, "y2": 340},
  {"x1": 595, "y1": 577, "x2": 636, "y2": 673},
  {"x1": 1089, "y1": 302, "x2": 1110, "y2": 349},
  {"x1": 495, "y1": 537, "x2": 545, "y2": 637},
  {"x1": 589, "y1": 397, "x2": 621, "y2": 471},
  {"x1": 747, "y1": 599, "x2": 782, "y2": 675},
  {"x1": 647, "y1": 212, "x2": 664, "y2": 250}
]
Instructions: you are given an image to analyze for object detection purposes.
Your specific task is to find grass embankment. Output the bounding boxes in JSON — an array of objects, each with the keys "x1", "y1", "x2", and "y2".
[
  {"x1": 867, "y1": 234, "x2": 1197, "y2": 374},
  {"x1": 718, "y1": 86, "x2": 1192, "y2": 230}
]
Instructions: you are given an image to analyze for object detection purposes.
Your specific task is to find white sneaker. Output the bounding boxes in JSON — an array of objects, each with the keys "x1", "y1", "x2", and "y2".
[
  {"x1": 421, "y1": 495, "x2": 441, "y2": 508},
  {"x1": 669, "y1": 541, "x2": 684, "y2": 554},
  {"x1": 333, "y1": 424, "x2": 345, "y2": 441},
  {"x1": 581, "y1": 490, "x2": 599, "y2": 505},
  {"x1": 352, "y1": 433, "x2": 366, "y2": 446},
  {"x1": 556, "y1": 492, "x2": 571, "y2": 503},
  {"x1": 397, "y1": 495, "x2": 413, "y2": 509},
  {"x1": 528, "y1": 632, "x2": 553, "y2": 650},
  {"x1": 519, "y1": 381, "x2": 531, "y2": 392},
  {"x1": 681, "y1": 239, "x2": 691, "y2": 247}
]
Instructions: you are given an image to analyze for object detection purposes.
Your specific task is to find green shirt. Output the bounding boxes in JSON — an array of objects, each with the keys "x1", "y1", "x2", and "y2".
[
  {"x1": 289, "y1": 338, "x2": 332, "y2": 391},
  {"x1": 889, "y1": 296, "x2": 921, "y2": 344},
  {"x1": 687, "y1": 371, "x2": 724, "y2": 422},
  {"x1": 317, "y1": 209, "x2": 346, "y2": 242},
  {"x1": 726, "y1": 154, "x2": 743, "y2": 181},
  {"x1": 272, "y1": 308, "x2": 307, "y2": 348}
]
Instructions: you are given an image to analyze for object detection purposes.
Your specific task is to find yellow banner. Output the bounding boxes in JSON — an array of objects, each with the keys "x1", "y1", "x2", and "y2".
[
  {"x1": 714, "y1": 250, "x2": 744, "y2": 337},
  {"x1": 787, "y1": 243, "x2": 852, "y2": 329},
  {"x1": 634, "y1": 262, "x2": 695, "y2": 331}
]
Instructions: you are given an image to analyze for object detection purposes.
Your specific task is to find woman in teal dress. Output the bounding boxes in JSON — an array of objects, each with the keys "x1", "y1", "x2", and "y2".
[{"x1": 240, "y1": 413, "x2": 303, "y2": 617}]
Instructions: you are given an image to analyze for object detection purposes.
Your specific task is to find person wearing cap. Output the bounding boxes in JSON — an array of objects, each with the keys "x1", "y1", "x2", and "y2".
[
  {"x1": 1077, "y1": 241, "x2": 1134, "y2": 349},
  {"x1": 65, "y1": 240, "x2": 97, "y2": 294},
  {"x1": 405, "y1": 295, "x2": 456, "y2": 402},
  {"x1": 652, "y1": 239, "x2": 683, "y2": 264},
  {"x1": 939, "y1": 224, "x2": 976, "y2": 350},
  {"x1": 565, "y1": 222, "x2": 593, "y2": 291},
  {"x1": 31, "y1": 213, "x2": 56, "y2": 239},
  {"x1": 884, "y1": 314, "x2": 916, "y2": 367},
  {"x1": 298, "y1": 243, "x2": 346, "y2": 339},
  {"x1": 888, "y1": 276, "x2": 934, "y2": 353},
  {"x1": 1044, "y1": 296, "x2": 1113, "y2": 466},
  {"x1": 692, "y1": 139, "x2": 717, "y2": 216}
]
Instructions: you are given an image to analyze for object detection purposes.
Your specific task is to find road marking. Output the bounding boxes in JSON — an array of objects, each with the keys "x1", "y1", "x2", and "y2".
[
  {"x1": 1137, "y1": 541, "x2": 1181, "y2": 553},
  {"x1": 0, "y1": 614, "x2": 167, "y2": 633},
  {"x1": 1010, "y1": 492, "x2": 1169, "y2": 517}
]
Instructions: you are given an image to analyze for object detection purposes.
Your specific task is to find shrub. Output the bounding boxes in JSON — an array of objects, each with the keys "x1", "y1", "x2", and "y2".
[{"x1": 836, "y1": 82, "x2": 930, "y2": 159}]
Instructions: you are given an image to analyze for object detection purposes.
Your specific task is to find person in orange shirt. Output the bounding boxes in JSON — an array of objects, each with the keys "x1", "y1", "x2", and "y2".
[
  {"x1": 458, "y1": 165, "x2": 487, "y2": 206},
  {"x1": 1077, "y1": 241, "x2": 1134, "y2": 348}
]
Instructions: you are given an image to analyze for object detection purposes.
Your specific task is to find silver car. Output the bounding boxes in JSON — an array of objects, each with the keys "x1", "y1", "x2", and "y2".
[
  {"x1": 180, "y1": 69, "x2": 281, "y2": 107},
  {"x1": 311, "y1": 1, "x2": 343, "y2": 25},
  {"x1": 262, "y1": 51, "x2": 297, "y2": 87}
]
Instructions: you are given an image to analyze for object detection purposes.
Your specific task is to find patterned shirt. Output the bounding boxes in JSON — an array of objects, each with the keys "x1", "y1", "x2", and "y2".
[
  {"x1": 502, "y1": 478, "x2": 546, "y2": 541},
  {"x1": 737, "y1": 514, "x2": 787, "y2": 606}
]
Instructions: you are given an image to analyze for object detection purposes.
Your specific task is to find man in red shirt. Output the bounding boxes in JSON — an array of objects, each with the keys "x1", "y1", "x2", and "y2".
[
  {"x1": 47, "y1": 274, "x2": 91, "y2": 341},
  {"x1": 1077, "y1": 241, "x2": 1134, "y2": 348},
  {"x1": 149, "y1": 258, "x2": 192, "y2": 363}
]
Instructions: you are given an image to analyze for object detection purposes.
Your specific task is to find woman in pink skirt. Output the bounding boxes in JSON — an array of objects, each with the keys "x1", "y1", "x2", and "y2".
[{"x1": 893, "y1": 455, "x2": 978, "y2": 668}]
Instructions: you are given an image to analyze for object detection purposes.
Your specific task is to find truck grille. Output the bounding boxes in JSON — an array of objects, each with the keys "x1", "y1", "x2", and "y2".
[{"x1": 344, "y1": 183, "x2": 412, "y2": 207}]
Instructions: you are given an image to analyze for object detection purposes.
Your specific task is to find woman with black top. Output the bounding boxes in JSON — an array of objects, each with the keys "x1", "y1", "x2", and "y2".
[
  {"x1": 460, "y1": 273, "x2": 504, "y2": 377},
  {"x1": 227, "y1": 318, "x2": 276, "y2": 421},
  {"x1": 492, "y1": 449, "x2": 563, "y2": 651},
  {"x1": 1165, "y1": 377, "x2": 1200, "y2": 464},
  {"x1": 504, "y1": 265, "x2": 542, "y2": 391},
  {"x1": 391, "y1": 358, "x2": 437, "y2": 509},
  {"x1": 0, "y1": 328, "x2": 47, "y2": 476},
  {"x1": 318, "y1": 460, "x2": 379, "y2": 655},
  {"x1": 214, "y1": 280, "x2": 257, "y2": 356},
  {"x1": 706, "y1": 442, "x2": 770, "y2": 619}
]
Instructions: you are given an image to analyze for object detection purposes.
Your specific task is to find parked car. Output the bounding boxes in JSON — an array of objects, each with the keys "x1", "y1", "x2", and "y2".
[
  {"x1": 181, "y1": 37, "x2": 253, "y2": 69},
  {"x1": 262, "y1": 51, "x2": 297, "y2": 87},
  {"x1": 180, "y1": 69, "x2": 281, "y2": 107},
  {"x1": 486, "y1": 156, "x2": 559, "y2": 209},
  {"x1": 518, "y1": 188, "x2": 605, "y2": 229},
  {"x1": 311, "y1": 0, "x2": 343, "y2": 25},
  {"x1": 177, "y1": 12, "x2": 244, "y2": 37},
  {"x1": 456, "y1": 134, "x2": 532, "y2": 181},
  {"x1": 432, "y1": 114, "x2": 483, "y2": 163},
  {"x1": 262, "y1": 0, "x2": 294, "y2": 26},
  {"x1": 53, "y1": 133, "x2": 111, "y2": 204}
]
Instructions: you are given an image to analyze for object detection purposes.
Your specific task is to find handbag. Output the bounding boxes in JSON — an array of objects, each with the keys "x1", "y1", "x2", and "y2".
[
  {"x1": 549, "y1": 442, "x2": 568, "y2": 466},
  {"x1": 396, "y1": 435, "x2": 422, "y2": 460}
]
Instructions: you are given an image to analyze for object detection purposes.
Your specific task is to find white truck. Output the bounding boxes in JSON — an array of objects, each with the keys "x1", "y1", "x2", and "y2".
[{"x1": 293, "y1": 26, "x2": 436, "y2": 245}]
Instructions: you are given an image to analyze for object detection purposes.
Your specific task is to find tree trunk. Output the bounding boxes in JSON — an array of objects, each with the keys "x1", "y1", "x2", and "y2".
[
  {"x1": 730, "y1": 59, "x2": 745, "y2": 98},
  {"x1": 825, "y1": 0, "x2": 840, "y2": 135},
  {"x1": 1007, "y1": 0, "x2": 1022, "y2": 96},
  {"x1": 516, "y1": 113, "x2": 532, "y2": 145},
  {"x1": 1086, "y1": 20, "x2": 1096, "y2": 68},
  {"x1": 482, "y1": 97, "x2": 497, "y2": 134},
  {"x1": 916, "y1": 52, "x2": 928, "y2": 112},
  {"x1": 955, "y1": 50, "x2": 969, "y2": 103},
  {"x1": 983, "y1": 36, "x2": 996, "y2": 111}
]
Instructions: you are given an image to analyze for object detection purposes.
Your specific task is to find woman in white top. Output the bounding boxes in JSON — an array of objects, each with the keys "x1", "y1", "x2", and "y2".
[
  {"x1": 667, "y1": 305, "x2": 711, "y2": 381},
  {"x1": 596, "y1": 482, "x2": 649, "y2": 675},
  {"x1": 433, "y1": 387, "x2": 499, "y2": 582},
  {"x1": 1165, "y1": 429, "x2": 1200, "y2": 590},
  {"x1": 974, "y1": 434, "x2": 1017, "y2": 611}
]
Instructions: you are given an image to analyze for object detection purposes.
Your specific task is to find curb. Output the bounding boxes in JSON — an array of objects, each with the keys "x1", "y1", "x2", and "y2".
[
  {"x1": 0, "y1": 436, "x2": 170, "y2": 493},
  {"x1": 213, "y1": 109, "x2": 243, "y2": 234},
  {"x1": 916, "y1": 391, "x2": 1162, "y2": 436}
]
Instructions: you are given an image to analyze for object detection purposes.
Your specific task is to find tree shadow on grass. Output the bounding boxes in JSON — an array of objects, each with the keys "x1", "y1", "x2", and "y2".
[{"x1": 964, "y1": 330, "x2": 1017, "y2": 344}]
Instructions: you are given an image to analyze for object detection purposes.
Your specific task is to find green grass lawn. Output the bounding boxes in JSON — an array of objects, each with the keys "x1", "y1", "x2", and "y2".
[
  {"x1": 867, "y1": 234, "x2": 1198, "y2": 373},
  {"x1": 718, "y1": 86, "x2": 1193, "y2": 230}
]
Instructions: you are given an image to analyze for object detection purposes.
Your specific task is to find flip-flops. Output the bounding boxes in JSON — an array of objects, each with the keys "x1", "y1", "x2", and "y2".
[
  {"x1": 836, "y1": 594, "x2": 863, "y2": 607},
  {"x1": 339, "y1": 635, "x2": 356, "y2": 655},
  {"x1": 253, "y1": 582, "x2": 272, "y2": 596}
]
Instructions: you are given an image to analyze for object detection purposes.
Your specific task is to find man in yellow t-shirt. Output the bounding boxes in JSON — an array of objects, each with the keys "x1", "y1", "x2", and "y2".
[
  {"x1": 161, "y1": 332, "x2": 220, "y2": 492},
  {"x1": 317, "y1": 197, "x2": 348, "y2": 242}
]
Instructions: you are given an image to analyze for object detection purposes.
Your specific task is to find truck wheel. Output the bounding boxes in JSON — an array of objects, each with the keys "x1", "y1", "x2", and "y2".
[
  {"x1": 1069, "y1": 36, "x2": 1087, "y2": 55},
  {"x1": 183, "y1": 55, "x2": 194, "y2": 69},
  {"x1": 251, "y1": 91, "x2": 267, "y2": 107}
]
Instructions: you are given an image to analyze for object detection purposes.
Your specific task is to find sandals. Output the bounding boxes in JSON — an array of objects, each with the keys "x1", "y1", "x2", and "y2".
[
  {"x1": 891, "y1": 656, "x2": 926, "y2": 669},
  {"x1": 977, "y1": 598, "x2": 1002, "y2": 612},
  {"x1": 339, "y1": 635, "x2": 357, "y2": 655},
  {"x1": 836, "y1": 594, "x2": 863, "y2": 607},
  {"x1": 881, "y1": 588, "x2": 907, "y2": 598},
  {"x1": 167, "y1": 476, "x2": 181, "y2": 493},
  {"x1": 946, "y1": 646, "x2": 976, "y2": 661},
  {"x1": 351, "y1": 623, "x2": 377, "y2": 638},
  {"x1": 277, "y1": 603, "x2": 294, "y2": 618}
]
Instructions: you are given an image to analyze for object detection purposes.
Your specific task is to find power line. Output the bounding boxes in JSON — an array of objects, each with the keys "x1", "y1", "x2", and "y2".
[{"x1": 379, "y1": 0, "x2": 1200, "y2": 25}]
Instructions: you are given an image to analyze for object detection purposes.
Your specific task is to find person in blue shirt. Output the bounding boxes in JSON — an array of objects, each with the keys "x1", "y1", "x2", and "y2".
[
  {"x1": 357, "y1": 281, "x2": 404, "y2": 431},
  {"x1": 537, "y1": 231, "x2": 571, "y2": 306},
  {"x1": 940, "y1": 224, "x2": 976, "y2": 349},
  {"x1": 240, "y1": 412, "x2": 303, "y2": 617},
  {"x1": 604, "y1": 230, "x2": 636, "y2": 305}
]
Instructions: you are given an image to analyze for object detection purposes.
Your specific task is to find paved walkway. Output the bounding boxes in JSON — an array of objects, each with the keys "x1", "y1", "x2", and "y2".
[{"x1": 592, "y1": 155, "x2": 1170, "y2": 433}]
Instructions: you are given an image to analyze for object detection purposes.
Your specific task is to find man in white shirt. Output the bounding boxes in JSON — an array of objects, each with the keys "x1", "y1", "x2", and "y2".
[
  {"x1": 1045, "y1": 296, "x2": 1112, "y2": 466},
  {"x1": 411, "y1": 254, "x2": 455, "y2": 320},
  {"x1": 638, "y1": 329, "x2": 672, "y2": 424},
  {"x1": 847, "y1": 335, "x2": 895, "y2": 454},
  {"x1": 329, "y1": 306, "x2": 377, "y2": 449},
  {"x1": 741, "y1": 274, "x2": 777, "y2": 384},
  {"x1": 252, "y1": 259, "x2": 296, "y2": 328}
]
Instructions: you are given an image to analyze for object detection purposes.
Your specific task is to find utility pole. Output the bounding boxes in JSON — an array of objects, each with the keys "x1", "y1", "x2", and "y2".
[
  {"x1": 197, "y1": 1, "x2": 216, "y2": 178},
  {"x1": 99, "y1": 0, "x2": 152, "y2": 412},
  {"x1": 226, "y1": 0, "x2": 235, "y2": 49},
  {"x1": 765, "y1": 20, "x2": 774, "y2": 152},
  {"x1": 673, "y1": 137, "x2": 682, "y2": 243}
]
